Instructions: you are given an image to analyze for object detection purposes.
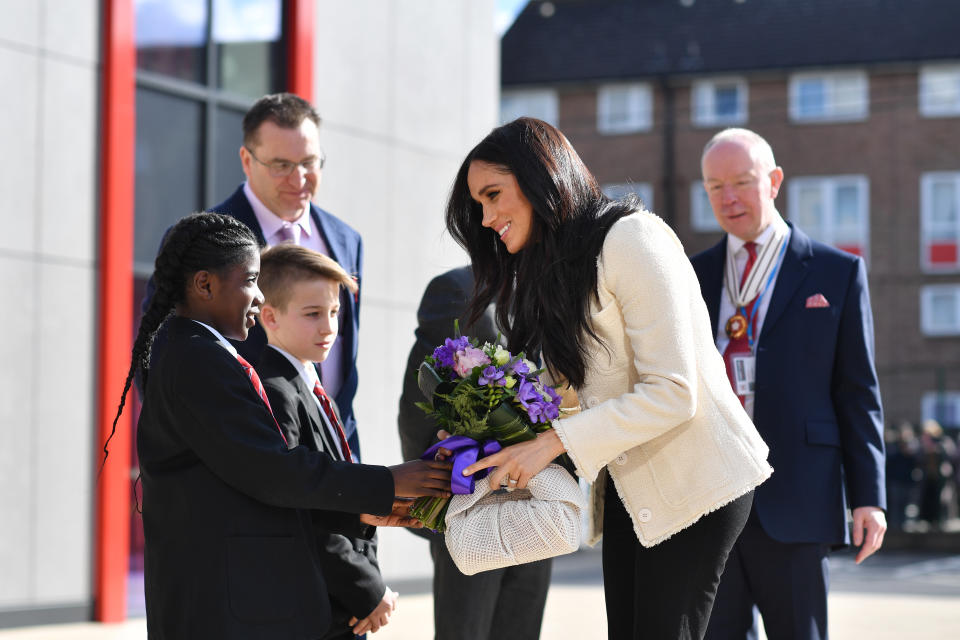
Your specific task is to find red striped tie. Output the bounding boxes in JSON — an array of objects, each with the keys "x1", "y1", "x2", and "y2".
[
  {"x1": 313, "y1": 381, "x2": 353, "y2": 463},
  {"x1": 235, "y1": 354, "x2": 288, "y2": 445}
]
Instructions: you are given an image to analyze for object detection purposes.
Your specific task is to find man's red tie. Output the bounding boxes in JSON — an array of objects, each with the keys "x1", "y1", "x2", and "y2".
[
  {"x1": 723, "y1": 241, "x2": 758, "y2": 406},
  {"x1": 313, "y1": 380, "x2": 354, "y2": 463},
  {"x1": 235, "y1": 354, "x2": 288, "y2": 445}
]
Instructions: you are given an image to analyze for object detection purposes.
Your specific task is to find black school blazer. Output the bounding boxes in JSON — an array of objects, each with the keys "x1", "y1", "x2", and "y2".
[{"x1": 136, "y1": 317, "x2": 394, "y2": 639}]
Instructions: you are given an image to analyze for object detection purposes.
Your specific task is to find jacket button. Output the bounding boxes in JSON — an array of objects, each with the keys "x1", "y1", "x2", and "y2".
[
  {"x1": 587, "y1": 396, "x2": 599, "y2": 408},
  {"x1": 614, "y1": 453, "x2": 628, "y2": 466},
  {"x1": 637, "y1": 508, "x2": 652, "y2": 522}
]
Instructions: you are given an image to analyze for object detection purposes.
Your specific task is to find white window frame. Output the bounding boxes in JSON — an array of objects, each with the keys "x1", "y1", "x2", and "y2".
[
  {"x1": 919, "y1": 63, "x2": 960, "y2": 117},
  {"x1": 787, "y1": 175, "x2": 870, "y2": 262},
  {"x1": 690, "y1": 181, "x2": 721, "y2": 232},
  {"x1": 602, "y1": 182, "x2": 653, "y2": 210},
  {"x1": 500, "y1": 88, "x2": 559, "y2": 126},
  {"x1": 788, "y1": 70, "x2": 868, "y2": 123},
  {"x1": 596, "y1": 83, "x2": 652, "y2": 134},
  {"x1": 691, "y1": 77, "x2": 748, "y2": 127},
  {"x1": 922, "y1": 391, "x2": 960, "y2": 429},
  {"x1": 920, "y1": 285, "x2": 960, "y2": 336},
  {"x1": 921, "y1": 171, "x2": 960, "y2": 273}
]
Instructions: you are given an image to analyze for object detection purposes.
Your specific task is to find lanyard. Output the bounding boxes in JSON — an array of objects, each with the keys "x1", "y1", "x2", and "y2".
[{"x1": 742, "y1": 238, "x2": 789, "y2": 349}]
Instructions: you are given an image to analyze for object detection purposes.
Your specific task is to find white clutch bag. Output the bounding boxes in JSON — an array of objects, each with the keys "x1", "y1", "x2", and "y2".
[{"x1": 444, "y1": 463, "x2": 586, "y2": 575}]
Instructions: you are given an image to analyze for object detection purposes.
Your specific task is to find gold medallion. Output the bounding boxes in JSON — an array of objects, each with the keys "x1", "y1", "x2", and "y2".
[{"x1": 725, "y1": 313, "x2": 748, "y2": 339}]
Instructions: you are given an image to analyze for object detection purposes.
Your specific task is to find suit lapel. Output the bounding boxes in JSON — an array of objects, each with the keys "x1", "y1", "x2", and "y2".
[
  {"x1": 759, "y1": 223, "x2": 813, "y2": 340},
  {"x1": 697, "y1": 241, "x2": 726, "y2": 335},
  {"x1": 291, "y1": 374, "x2": 344, "y2": 460},
  {"x1": 261, "y1": 348, "x2": 342, "y2": 458},
  {"x1": 311, "y1": 205, "x2": 349, "y2": 266}
]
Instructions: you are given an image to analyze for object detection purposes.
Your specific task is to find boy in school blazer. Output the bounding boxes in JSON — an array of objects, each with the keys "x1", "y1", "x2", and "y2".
[{"x1": 256, "y1": 244, "x2": 395, "y2": 638}]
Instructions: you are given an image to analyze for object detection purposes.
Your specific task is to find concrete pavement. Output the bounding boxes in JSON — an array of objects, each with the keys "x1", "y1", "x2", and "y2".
[{"x1": 2, "y1": 549, "x2": 959, "y2": 639}]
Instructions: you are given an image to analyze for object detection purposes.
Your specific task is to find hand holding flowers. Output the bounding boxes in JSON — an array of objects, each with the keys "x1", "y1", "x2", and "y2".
[{"x1": 409, "y1": 331, "x2": 566, "y2": 531}]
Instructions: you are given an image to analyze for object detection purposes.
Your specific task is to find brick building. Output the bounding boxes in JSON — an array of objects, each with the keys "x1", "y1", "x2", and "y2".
[{"x1": 500, "y1": 0, "x2": 960, "y2": 430}]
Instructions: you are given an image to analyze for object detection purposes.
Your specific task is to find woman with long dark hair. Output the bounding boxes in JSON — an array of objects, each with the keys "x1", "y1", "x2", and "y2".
[{"x1": 450, "y1": 118, "x2": 772, "y2": 639}]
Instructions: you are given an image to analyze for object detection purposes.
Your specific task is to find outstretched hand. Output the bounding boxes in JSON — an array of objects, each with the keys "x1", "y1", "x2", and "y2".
[
  {"x1": 461, "y1": 429, "x2": 566, "y2": 490},
  {"x1": 388, "y1": 459, "x2": 452, "y2": 498},
  {"x1": 852, "y1": 506, "x2": 886, "y2": 564},
  {"x1": 360, "y1": 498, "x2": 423, "y2": 528}
]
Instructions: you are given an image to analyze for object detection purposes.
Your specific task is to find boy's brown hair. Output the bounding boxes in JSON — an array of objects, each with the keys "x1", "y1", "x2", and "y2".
[{"x1": 259, "y1": 244, "x2": 358, "y2": 311}]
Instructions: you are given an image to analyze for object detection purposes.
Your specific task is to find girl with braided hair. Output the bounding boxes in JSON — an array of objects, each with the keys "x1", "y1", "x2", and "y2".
[{"x1": 107, "y1": 212, "x2": 451, "y2": 639}]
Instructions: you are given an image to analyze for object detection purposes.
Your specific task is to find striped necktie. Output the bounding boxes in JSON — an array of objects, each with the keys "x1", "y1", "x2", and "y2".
[
  {"x1": 235, "y1": 354, "x2": 288, "y2": 445},
  {"x1": 313, "y1": 381, "x2": 353, "y2": 463}
]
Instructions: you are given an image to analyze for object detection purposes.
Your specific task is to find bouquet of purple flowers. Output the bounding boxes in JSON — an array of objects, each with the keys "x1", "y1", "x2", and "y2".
[{"x1": 410, "y1": 331, "x2": 564, "y2": 531}]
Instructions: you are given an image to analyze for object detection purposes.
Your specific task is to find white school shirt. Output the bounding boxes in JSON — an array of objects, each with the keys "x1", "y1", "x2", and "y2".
[
  {"x1": 714, "y1": 213, "x2": 790, "y2": 420},
  {"x1": 243, "y1": 182, "x2": 345, "y2": 399},
  {"x1": 193, "y1": 320, "x2": 238, "y2": 356}
]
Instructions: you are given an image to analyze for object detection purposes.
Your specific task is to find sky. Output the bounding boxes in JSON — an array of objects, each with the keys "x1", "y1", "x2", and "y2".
[{"x1": 496, "y1": 0, "x2": 528, "y2": 35}]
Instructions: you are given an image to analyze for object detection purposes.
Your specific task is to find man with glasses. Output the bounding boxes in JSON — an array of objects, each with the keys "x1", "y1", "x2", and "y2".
[{"x1": 216, "y1": 93, "x2": 363, "y2": 465}]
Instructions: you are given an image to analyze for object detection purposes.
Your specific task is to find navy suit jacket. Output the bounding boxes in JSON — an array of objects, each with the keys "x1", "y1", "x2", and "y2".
[
  {"x1": 690, "y1": 223, "x2": 886, "y2": 545},
  {"x1": 143, "y1": 186, "x2": 364, "y2": 456},
  {"x1": 137, "y1": 317, "x2": 394, "y2": 639}
]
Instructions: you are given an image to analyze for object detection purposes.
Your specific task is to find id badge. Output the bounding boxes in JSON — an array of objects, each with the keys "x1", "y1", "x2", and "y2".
[{"x1": 731, "y1": 354, "x2": 755, "y2": 396}]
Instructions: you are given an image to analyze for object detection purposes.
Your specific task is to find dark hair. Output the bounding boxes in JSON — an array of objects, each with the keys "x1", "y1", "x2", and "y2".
[
  {"x1": 259, "y1": 243, "x2": 358, "y2": 311},
  {"x1": 242, "y1": 92, "x2": 322, "y2": 148},
  {"x1": 101, "y1": 213, "x2": 259, "y2": 472},
  {"x1": 445, "y1": 117, "x2": 639, "y2": 389}
]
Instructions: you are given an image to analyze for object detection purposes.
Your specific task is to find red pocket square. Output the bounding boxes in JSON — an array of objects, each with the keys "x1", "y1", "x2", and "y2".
[{"x1": 805, "y1": 293, "x2": 830, "y2": 308}]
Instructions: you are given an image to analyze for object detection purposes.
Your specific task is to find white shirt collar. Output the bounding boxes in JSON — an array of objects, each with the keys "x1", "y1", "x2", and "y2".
[
  {"x1": 191, "y1": 320, "x2": 238, "y2": 356},
  {"x1": 725, "y1": 210, "x2": 790, "y2": 257},
  {"x1": 243, "y1": 181, "x2": 313, "y2": 244},
  {"x1": 267, "y1": 344, "x2": 319, "y2": 389}
]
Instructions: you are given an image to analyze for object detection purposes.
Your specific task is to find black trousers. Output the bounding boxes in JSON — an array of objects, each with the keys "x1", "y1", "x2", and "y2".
[
  {"x1": 703, "y1": 510, "x2": 830, "y2": 640},
  {"x1": 430, "y1": 535, "x2": 552, "y2": 640},
  {"x1": 602, "y1": 486, "x2": 753, "y2": 640}
]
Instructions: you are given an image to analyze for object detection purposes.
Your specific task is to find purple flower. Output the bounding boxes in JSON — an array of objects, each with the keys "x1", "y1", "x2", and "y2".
[
  {"x1": 515, "y1": 378, "x2": 540, "y2": 406},
  {"x1": 478, "y1": 365, "x2": 506, "y2": 387},
  {"x1": 509, "y1": 359, "x2": 531, "y2": 376},
  {"x1": 432, "y1": 336, "x2": 470, "y2": 370}
]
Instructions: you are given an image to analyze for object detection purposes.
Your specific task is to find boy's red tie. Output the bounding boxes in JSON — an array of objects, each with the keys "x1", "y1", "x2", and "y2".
[
  {"x1": 235, "y1": 354, "x2": 288, "y2": 445},
  {"x1": 313, "y1": 381, "x2": 354, "y2": 463}
]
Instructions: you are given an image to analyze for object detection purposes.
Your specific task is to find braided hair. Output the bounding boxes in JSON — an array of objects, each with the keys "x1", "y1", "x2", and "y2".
[{"x1": 100, "y1": 212, "x2": 258, "y2": 473}]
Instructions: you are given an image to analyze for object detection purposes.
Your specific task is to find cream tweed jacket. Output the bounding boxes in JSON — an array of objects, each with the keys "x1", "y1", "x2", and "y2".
[{"x1": 552, "y1": 210, "x2": 772, "y2": 547}]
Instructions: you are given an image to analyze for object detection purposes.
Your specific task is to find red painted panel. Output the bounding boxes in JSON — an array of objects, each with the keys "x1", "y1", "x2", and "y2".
[
  {"x1": 929, "y1": 242, "x2": 959, "y2": 265},
  {"x1": 95, "y1": 0, "x2": 135, "y2": 623},
  {"x1": 836, "y1": 244, "x2": 862, "y2": 257},
  {"x1": 287, "y1": 0, "x2": 315, "y2": 99}
]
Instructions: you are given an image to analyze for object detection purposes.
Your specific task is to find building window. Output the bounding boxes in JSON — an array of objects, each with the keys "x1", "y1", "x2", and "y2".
[
  {"x1": 922, "y1": 391, "x2": 960, "y2": 430},
  {"x1": 788, "y1": 71, "x2": 868, "y2": 122},
  {"x1": 921, "y1": 285, "x2": 960, "y2": 336},
  {"x1": 602, "y1": 182, "x2": 653, "y2": 210},
  {"x1": 921, "y1": 172, "x2": 960, "y2": 271},
  {"x1": 500, "y1": 89, "x2": 559, "y2": 126},
  {"x1": 597, "y1": 83, "x2": 652, "y2": 134},
  {"x1": 692, "y1": 77, "x2": 747, "y2": 127},
  {"x1": 134, "y1": 0, "x2": 285, "y2": 275},
  {"x1": 920, "y1": 64, "x2": 960, "y2": 117},
  {"x1": 690, "y1": 181, "x2": 721, "y2": 232},
  {"x1": 788, "y1": 176, "x2": 869, "y2": 259}
]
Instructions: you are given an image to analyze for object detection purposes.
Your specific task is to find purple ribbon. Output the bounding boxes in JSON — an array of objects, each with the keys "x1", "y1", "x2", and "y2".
[{"x1": 421, "y1": 435, "x2": 502, "y2": 495}]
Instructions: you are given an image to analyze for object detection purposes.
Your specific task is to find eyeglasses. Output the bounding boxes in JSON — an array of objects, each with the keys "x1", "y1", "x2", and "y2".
[{"x1": 245, "y1": 147, "x2": 325, "y2": 177}]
